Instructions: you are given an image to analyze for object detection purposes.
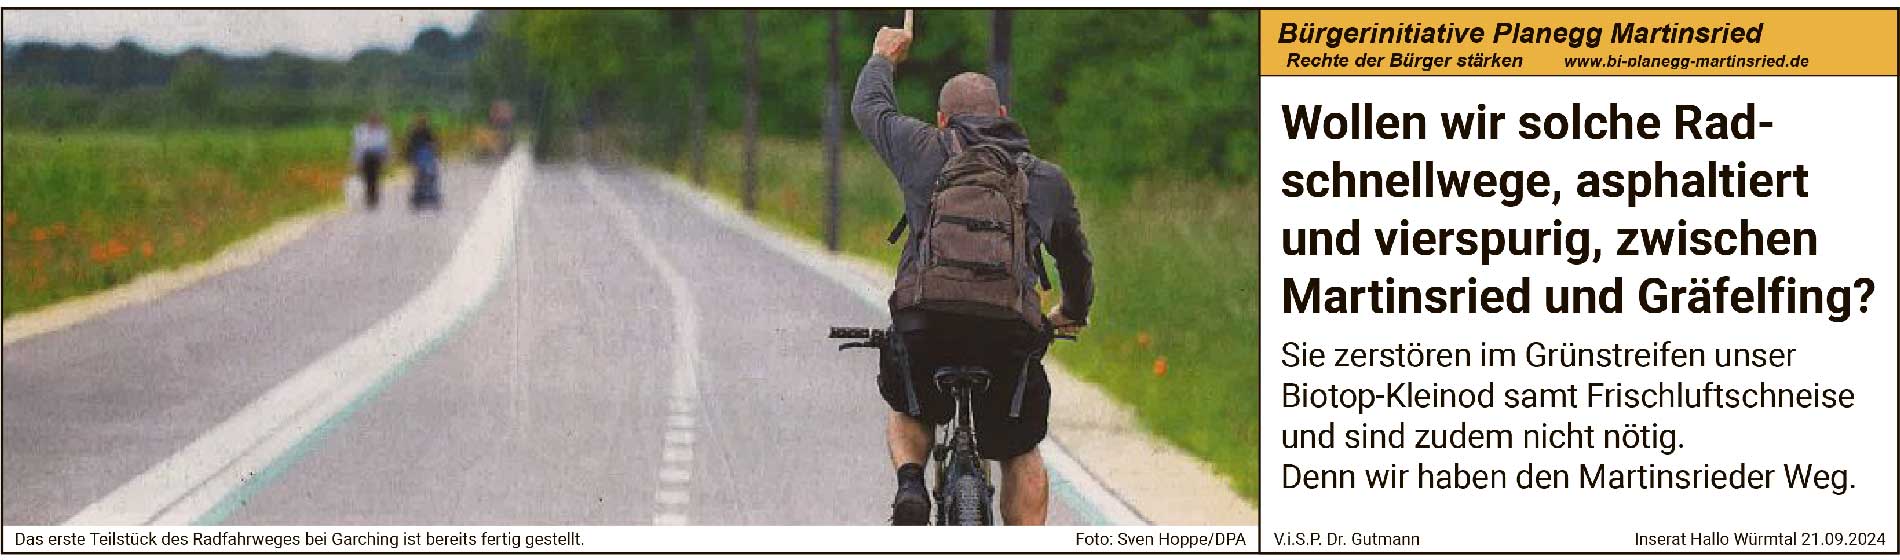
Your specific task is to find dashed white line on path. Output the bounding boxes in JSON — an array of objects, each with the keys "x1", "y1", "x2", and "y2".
[
  {"x1": 634, "y1": 168, "x2": 1149, "y2": 526},
  {"x1": 580, "y1": 166, "x2": 703, "y2": 527}
]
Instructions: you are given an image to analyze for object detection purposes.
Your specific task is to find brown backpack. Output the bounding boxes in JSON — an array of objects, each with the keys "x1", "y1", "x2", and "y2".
[{"x1": 889, "y1": 134, "x2": 1044, "y2": 329}]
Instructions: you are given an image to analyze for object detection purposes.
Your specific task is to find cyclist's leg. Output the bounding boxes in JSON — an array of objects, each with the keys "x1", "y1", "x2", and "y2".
[
  {"x1": 879, "y1": 329, "x2": 947, "y2": 468},
  {"x1": 1000, "y1": 448, "x2": 1049, "y2": 525},
  {"x1": 884, "y1": 410, "x2": 931, "y2": 469},
  {"x1": 885, "y1": 410, "x2": 933, "y2": 525},
  {"x1": 877, "y1": 327, "x2": 952, "y2": 525},
  {"x1": 970, "y1": 329, "x2": 1053, "y2": 525},
  {"x1": 885, "y1": 411, "x2": 931, "y2": 527},
  {"x1": 362, "y1": 154, "x2": 381, "y2": 208}
]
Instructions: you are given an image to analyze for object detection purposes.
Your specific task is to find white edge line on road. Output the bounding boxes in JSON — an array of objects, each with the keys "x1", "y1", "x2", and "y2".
[
  {"x1": 579, "y1": 166, "x2": 703, "y2": 527},
  {"x1": 625, "y1": 167, "x2": 1148, "y2": 527},
  {"x1": 62, "y1": 147, "x2": 534, "y2": 526}
]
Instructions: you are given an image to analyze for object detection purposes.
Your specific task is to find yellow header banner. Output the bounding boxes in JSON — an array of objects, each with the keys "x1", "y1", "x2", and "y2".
[{"x1": 1261, "y1": 9, "x2": 1897, "y2": 76}]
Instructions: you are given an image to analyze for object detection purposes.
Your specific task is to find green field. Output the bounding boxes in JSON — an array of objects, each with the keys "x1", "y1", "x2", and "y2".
[
  {"x1": 2, "y1": 127, "x2": 349, "y2": 317},
  {"x1": 677, "y1": 133, "x2": 1260, "y2": 501}
]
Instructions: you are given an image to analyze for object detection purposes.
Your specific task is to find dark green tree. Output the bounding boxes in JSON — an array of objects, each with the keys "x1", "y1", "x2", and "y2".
[{"x1": 169, "y1": 53, "x2": 223, "y2": 118}]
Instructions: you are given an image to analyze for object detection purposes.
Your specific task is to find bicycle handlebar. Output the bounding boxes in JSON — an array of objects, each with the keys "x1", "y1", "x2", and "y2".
[
  {"x1": 828, "y1": 325, "x2": 1074, "y2": 351},
  {"x1": 829, "y1": 326, "x2": 877, "y2": 339},
  {"x1": 830, "y1": 326, "x2": 888, "y2": 351}
]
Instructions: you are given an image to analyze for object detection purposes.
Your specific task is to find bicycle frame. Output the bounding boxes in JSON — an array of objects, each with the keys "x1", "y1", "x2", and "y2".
[{"x1": 933, "y1": 366, "x2": 996, "y2": 526}]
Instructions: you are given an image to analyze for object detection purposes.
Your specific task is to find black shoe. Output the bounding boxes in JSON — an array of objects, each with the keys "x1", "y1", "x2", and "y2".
[{"x1": 891, "y1": 464, "x2": 930, "y2": 526}]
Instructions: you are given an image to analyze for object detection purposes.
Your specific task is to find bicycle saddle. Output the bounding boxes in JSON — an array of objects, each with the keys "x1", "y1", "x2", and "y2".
[{"x1": 933, "y1": 365, "x2": 992, "y2": 392}]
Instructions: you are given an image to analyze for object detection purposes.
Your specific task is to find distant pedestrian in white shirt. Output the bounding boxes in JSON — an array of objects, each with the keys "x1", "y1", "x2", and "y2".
[{"x1": 352, "y1": 113, "x2": 390, "y2": 209}]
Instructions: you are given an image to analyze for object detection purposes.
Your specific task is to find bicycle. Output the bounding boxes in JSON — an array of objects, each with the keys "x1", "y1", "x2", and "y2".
[
  {"x1": 829, "y1": 325, "x2": 1071, "y2": 526},
  {"x1": 409, "y1": 145, "x2": 442, "y2": 212}
]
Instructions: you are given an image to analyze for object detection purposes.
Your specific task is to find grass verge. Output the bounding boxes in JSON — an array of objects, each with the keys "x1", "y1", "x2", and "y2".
[
  {"x1": 670, "y1": 132, "x2": 1260, "y2": 501},
  {"x1": 2, "y1": 127, "x2": 349, "y2": 317}
]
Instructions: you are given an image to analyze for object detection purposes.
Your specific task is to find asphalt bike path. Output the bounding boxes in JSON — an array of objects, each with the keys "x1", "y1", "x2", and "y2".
[{"x1": 6, "y1": 152, "x2": 1099, "y2": 525}]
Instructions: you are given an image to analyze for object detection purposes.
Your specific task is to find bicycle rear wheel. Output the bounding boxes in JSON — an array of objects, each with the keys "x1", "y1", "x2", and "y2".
[{"x1": 946, "y1": 470, "x2": 992, "y2": 526}]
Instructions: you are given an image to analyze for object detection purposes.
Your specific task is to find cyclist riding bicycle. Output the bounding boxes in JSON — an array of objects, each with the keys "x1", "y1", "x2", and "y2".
[
  {"x1": 851, "y1": 20, "x2": 1094, "y2": 526},
  {"x1": 405, "y1": 114, "x2": 442, "y2": 211}
]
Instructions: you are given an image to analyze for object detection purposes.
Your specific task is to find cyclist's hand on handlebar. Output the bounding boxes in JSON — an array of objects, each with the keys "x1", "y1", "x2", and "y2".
[{"x1": 1047, "y1": 305, "x2": 1083, "y2": 336}]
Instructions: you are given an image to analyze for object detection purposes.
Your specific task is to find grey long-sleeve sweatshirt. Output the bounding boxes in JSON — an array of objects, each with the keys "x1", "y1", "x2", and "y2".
[{"x1": 851, "y1": 54, "x2": 1094, "y2": 325}]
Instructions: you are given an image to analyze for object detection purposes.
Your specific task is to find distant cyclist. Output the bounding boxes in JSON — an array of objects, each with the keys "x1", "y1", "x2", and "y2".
[
  {"x1": 351, "y1": 112, "x2": 390, "y2": 209},
  {"x1": 851, "y1": 19, "x2": 1094, "y2": 526},
  {"x1": 405, "y1": 114, "x2": 441, "y2": 211}
]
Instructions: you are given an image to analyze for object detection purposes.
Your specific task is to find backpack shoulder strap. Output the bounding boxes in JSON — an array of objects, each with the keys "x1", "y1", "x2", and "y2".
[
  {"x1": 1032, "y1": 246, "x2": 1053, "y2": 291},
  {"x1": 1013, "y1": 152, "x2": 1053, "y2": 290},
  {"x1": 886, "y1": 214, "x2": 908, "y2": 245},
  {"x1": 890, "y1": 129, "x2": 968, "y2": 245}
]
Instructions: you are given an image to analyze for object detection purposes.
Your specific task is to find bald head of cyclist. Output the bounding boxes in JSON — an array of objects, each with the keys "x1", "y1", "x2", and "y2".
[{"x1": 935, "y1": 72, "x2": 1008, "y2": 128}]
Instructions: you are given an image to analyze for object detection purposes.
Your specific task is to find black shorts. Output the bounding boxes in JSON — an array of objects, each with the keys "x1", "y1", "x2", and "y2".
[{"x1": 877, "y1": 314, "x2": 1050, "y2": 460}]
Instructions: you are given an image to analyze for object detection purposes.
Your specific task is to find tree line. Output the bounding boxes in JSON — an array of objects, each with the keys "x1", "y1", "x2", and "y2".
[
  {"x1": 4, "y1": 9, "x2": 1262, "y2": 193},
  {"x1": 485, "y1": 9, "x2": 1260, "y2": 195},
  {"x1": 2, "y1": 14, "x2": 497, "y2": 129}
]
